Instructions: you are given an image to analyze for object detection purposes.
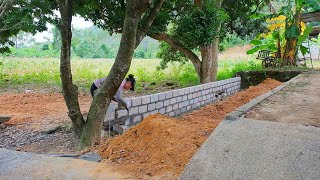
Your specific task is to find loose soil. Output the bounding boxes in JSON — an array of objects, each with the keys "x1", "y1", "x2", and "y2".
[
  {"x1": 0, "y1": 78, "x2": 282, "y2": 179},
  {"x1": 95, "y1": 78, "x2": 283, "y2": 179},
  {"x1": 246, "y1": 71, "x2": 320, "y2": 127}
]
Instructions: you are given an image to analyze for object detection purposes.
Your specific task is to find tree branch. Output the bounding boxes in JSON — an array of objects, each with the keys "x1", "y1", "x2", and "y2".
[
  {"x1": 150, "y1": 32, "x2": 201, "y2": 74},
  {"x1": 136, "y1": 0, "x2": 164, "y2": 46}
]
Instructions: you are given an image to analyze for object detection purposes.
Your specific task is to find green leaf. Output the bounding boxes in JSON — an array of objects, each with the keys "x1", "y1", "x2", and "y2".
[
  {"x1": 285, "y1": 25, "x2": 300, "y2": 39},
  {"x1": 306, "y1": 0, "x2": 320, "y2": 10},
  {"x1": 298, "y1": 25, "x2": 313, "y2": 45},
  {"x1": 246, "y1": 45, "x2": 267, "y2": 54},
  {"x1": 250, "y1": 40, "x2": 262, "y2": 46},
  {"x1": 300, "y1": 45, "x2": 309, "y2": 56}
]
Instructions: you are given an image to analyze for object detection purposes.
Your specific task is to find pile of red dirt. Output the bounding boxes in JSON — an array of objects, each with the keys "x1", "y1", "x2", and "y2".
[{"x1": 96, "y1": 78, "x2": 283, "y2": 179}]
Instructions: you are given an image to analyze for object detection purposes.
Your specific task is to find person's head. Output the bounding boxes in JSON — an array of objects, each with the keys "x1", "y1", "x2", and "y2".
[{"x1": 124, "y1": 74, "x2": 136, "y2": 91}]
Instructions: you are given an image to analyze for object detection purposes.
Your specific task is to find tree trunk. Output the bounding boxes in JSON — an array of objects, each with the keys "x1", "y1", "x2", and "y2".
[
  {"x1": 199, "y1": 38, "x2": 219, "y2": 83},
  {"x1": 58, "y1": 0, "x2": 85, "y2": 139},
  {"x1": 78, "y1": 0, "x2": 150, "y2": 148},
  {"x1": 58, "y1": 0, "x2": 150, "y2": 148}
]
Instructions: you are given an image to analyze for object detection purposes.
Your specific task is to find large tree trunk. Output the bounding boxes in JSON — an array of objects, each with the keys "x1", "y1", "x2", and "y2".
[
  {"x1": 58, "y1": 0, "x2": 150, "y2": 148},
  {"x1": 58, "y1": 0, "x2": 84, "y2": 139},
  {"x1": 199, "y1": 38, "x2": 219, "y2": 83}
]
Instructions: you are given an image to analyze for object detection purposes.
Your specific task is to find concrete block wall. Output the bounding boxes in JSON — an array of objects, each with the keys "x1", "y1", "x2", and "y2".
[{"x1": 104, "y1": 77, "x2": 241, "y2": 128}]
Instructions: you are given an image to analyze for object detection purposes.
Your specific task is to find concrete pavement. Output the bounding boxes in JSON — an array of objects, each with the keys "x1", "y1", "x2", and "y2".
[{"x1": 179, "y1": 117, "x2": 320, "y2": 180}]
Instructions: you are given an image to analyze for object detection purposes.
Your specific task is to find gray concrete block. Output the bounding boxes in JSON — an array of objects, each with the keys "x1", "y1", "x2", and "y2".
[
  {"x1": 184, "y1": 88, "x2": 190, "y2": 94},
  {"x1": 104, "y1": 111, "x2": 115, "y2": 121},
  {"x1": 141, "y1": 95, "x2": 151, "y2": 104},
  {"x1": 132, "y1": 115, "x2": 142, "y2": 124},
  {"x1": 129, "y1": 107, "x2": 139, "y2": 115},
  {"x1": 138, "y1": 105, "x2": 148, "y2": 113},
  {"x1": 150, "y1": 94, "x2": 159, "y2": 103},
  {"x1": 169, "y1": 111, "x2": 175, "y2": 117},
  {"x1": 131, "y1": 97, "x2": 142, "y2": 107},
  {"x1": 159, "y1": 108, "x2": 166, "y2": 114},
  {"x1": 189, "y1": 87, "x2": 195, "y2": 93},
  {"x1": 181, "y1": 107, "x2": 187, "y2": 113},
  {"x1": 173, "y1": 104, "x2": 179, "y2": 110},
  {"x1": 182, "y1": 95, "x2": 188, "y2": 101},
  {"x1": 148, "y1": 103, "x2": 156, "y2": 111},
  {"x1": 158, "y1": 93, "x2": 166, "y2": 100},
  {"x1": 175, "y1": 109, "x2": 181, "y2": 115},
  {"x1": 117, "y1": 109, "x2": 128, "y2": 118},
  {"x1": 164, "y1": 99, "x2": 170, "y2": 106},
  {"x1": 156, "y1": 101, "x2": 164, "y2": 109},
  {"x1": 188, "y1": 94, "x2": 193, "y2": 100},
  {"x1": 187, "y1": 105, "x2": 191, "y2": 111},
  {"x1": 199, "y1": 85, "x2": 204, "y2": 91},
  {"x1": 194, "y1": 86, "x2": 200, "y2": 92},
  {"x1": 172, "y1": 90, "x2": 179, "y2": 97},
  {"x1": 177, "y1": 96, "x2": 182, "y2": 103},
  {"x1": 165, "y1": 92, "x2": 173, "y2": 99},
  {"x1": 166, "y1": 106, "x2": 173, "y2": 113},
  {"x1": 179, "y1": 89, "x2": 185, "y2": 96},
  {"x1": 170, "y1": 98, "x2": 177, "y2": 105}
]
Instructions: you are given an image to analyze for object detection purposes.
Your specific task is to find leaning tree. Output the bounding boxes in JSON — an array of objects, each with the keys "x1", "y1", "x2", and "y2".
[{"x1": 57, "y1": 0, "x2": 164, "y2": 148}]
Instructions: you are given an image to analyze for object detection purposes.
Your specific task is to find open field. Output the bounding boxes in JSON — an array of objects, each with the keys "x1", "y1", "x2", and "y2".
[{"x1": 0, "y1": 45, "x2": 261, "y2": 94}]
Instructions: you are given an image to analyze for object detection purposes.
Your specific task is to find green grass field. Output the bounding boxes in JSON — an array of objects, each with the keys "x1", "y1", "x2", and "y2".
[{"x1": 1, "y1": 45, "x2": 317, "y2": 94}]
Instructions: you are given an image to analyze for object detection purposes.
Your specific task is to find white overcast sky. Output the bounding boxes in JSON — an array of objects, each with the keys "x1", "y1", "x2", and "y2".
[{"x1": 34, "y1": 16, "x2": 93, "y2": 42}]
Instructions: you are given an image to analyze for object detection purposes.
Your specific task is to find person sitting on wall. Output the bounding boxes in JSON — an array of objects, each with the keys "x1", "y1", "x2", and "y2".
[{"x1": 90, "y1": 74, "x2": 136, "y2": 110}]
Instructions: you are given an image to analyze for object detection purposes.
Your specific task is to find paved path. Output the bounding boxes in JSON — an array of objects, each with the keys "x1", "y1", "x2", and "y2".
[
  {"x1": 179, "y1": 118, "x2": 320, "y2": 180},
  {"x1": 0, "y1": 148, "x2": 130, "y2": 180},
  {"x1": 180, "y1": 72, "x2": 320, "y2": 180}
]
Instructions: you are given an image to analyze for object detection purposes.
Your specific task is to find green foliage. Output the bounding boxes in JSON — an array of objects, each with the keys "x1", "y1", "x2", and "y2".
[
  {"x1": 156, "y1": 42, "x2": 189, "y2": 70},
  {"x1": 175, "y1": 5, "x2": 229, "y2": 48},
  {"x1": 217, "y1": 60, "x2": 263, "y2": 80}
]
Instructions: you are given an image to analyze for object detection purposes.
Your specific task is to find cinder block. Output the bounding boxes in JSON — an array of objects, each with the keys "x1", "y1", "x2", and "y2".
[
  {"x1": 165, "y1": 92, "x2": 173, "y2": 99},
  {"x1": 131, "y1": 97, "x2": 142, "y2": 106},
  {"x1": 175, "y1": 109, "x2": 181, "y2": 115},
  {"x1": 143, "y1": 112, "x2": 152, "y2": 119},
  {"x1": 104, "y1": 111, "x2": 115, "y2": 121},
  {"x1": 182, "y1": 95, "x2": 188, "y2": 101},
  {"x1": 164, "y1": 100, "x2": 170, "y2": 106},
  {"x1": 184, "y1": 88, "x2": 190, "y2": 94},
  {"x1": 148, "y1": 103, "x2": 156, "y2": 111},
  {"x1": 142, "y1": 95, "x2": 151, "y2": 104},
  {"x1": 158, "y1": 93, "x2": 166, "y2": 100},
  {"x1": 179, "y1": 89, "x2": 185, "y2": 96},
  {"x1": 173, "y1": 104, "x2": 179, "y2": 110},
  {"x1": 205, "y1": 89, "x2": 209, "y2": 94},
  {"x1": 159, "y1": 108, "x2": 165, "y2": 114},
  {"x1": 132, "y1": 115, "x2": 142, "y2": 124},
  {"x1": 139, "y1": 105, "x2": 148, "y2": 113},
  {"x1": 166, "y1": 106, "x2": 173, "y2": 113},
  {"x1": 118, "y1": 109, "x2": 128, "y2": 118},
  {"x1": 194, "y1": 86, "x2": 200, "y2": 92},
  {"x1": 150, "y1": 94, "x2": 159, "y2": 103},
  {"x1": 197, "y1": 91, "x2": 201, "y2": 97},
  {"x1": 189, "y1": 87, "x2": 195, "y2": 93},
  {"x1": 179, "y1": 102, "x2": 184, "y2": 108},
  {"x1": 177, "y1": 96, "x2": 182, "y2": 103},
  {"x1": 188, "y1": 94, "x2": 193, "y2": 100},
  {"x1": 170, "y1": 98, "x2": 177, "y2": 105},
  {"x1": 181, "y1": 107, "x2": 187, "y2": 113},
  {"x1": 172, "y1": 90, "x2": 179, "y2": 97},
  {"x1": 186, "y1": 105, "x2": 191, "y2": 111},
  {"x1": 192, "y1": 92, "x2": 197, "y2": 98},
  {"x1": 199, "y1": 85, "x2": 204, "y2": 91},
  {"x1": 189, "y1": 99, "x2": 194, "y2": 104},
  {"x1": 169, "y1": 111, "x2": 175, "y2": 117},
  {"x1": 129, "y1": 107, "x2": 139, "y2": 115},
  {"x1": 156, "y1": 101, "x2": 164, "y2": 109}
]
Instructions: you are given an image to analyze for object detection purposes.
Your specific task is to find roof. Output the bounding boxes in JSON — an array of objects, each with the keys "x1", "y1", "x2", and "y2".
[{"x1": 301, "y1": 11, "x2": 320, "y2": 22}]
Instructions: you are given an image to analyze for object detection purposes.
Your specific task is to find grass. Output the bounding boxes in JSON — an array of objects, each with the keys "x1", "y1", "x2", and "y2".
[{"x1": 1, "y1": 45, "x2": 317, "y2": 94}]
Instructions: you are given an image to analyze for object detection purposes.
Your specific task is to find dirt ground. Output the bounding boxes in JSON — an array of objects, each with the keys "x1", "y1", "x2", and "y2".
[
  {"x1": 0, "y1": 78, "x2": 282, "y2": 179},
  {"x1": 246, "y1": 71, "x2": 320, "y2": 128},
  {"x1": 94, "y1": 78, "x2": 283, "y2": 179}
]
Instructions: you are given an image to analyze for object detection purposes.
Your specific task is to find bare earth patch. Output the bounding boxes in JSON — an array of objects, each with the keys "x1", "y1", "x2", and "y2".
[
  {"x1": 95, "y1": 78, "x2": 282, "y2": 179},
  {"x1": 246, "y1": 71, "x2": 320, "y2": 128}
]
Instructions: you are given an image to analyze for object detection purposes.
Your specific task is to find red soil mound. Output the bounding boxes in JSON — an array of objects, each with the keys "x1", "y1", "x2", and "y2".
[{"x1": 96, "y1": 78, "x2": 283, "y2": 179}]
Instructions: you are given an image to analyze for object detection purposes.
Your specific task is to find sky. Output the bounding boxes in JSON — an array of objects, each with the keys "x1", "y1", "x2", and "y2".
[{"x1": 33, "y1": 16, "x2": 93, "y2": 42}]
